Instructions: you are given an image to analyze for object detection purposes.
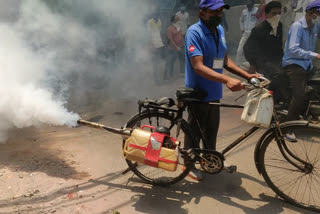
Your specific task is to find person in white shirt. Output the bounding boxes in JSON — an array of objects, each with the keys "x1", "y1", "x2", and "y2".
[
  {"x1": 147, "y1": 13, "x2": 165, "y2": 84},
  {"x1": 176, "y1": 6, "x2": 190, "y2": 36},
  {"x1": 147, "y1": 15, "x2": 164, "y2": 49},
  {"x1": 236, "y1": 0, "x2": 258, "y2": 66}
]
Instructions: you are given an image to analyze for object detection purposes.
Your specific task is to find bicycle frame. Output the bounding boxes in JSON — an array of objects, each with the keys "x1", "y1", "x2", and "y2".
[{"x1": 139, "y1": 100, "x2": 311, "y2": 173}]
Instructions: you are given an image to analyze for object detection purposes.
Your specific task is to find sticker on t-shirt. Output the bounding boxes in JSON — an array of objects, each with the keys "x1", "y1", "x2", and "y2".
[
  {"x1": 189, "y1": 45, "x2": 195, "y2": 52},
  {"x1": 213, "y1": 58, "x2": 224, "y2": 70}
]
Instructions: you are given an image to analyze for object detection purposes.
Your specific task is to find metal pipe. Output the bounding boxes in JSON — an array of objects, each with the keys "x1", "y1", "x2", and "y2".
[{"x1": 77, "y1": 119, "x2": 131, "y2": 139}]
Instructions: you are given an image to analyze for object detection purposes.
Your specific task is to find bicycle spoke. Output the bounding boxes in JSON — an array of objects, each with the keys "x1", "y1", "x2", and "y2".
[
  {"x1": 290, "y1": 173, "x2": 303, "y2": 201},
  {"x1": 264, "y1": 163, "x2": 300, "y2": 172},
  {"x1": 261, "y1": 125, "x2": 320, "y2": 211}
]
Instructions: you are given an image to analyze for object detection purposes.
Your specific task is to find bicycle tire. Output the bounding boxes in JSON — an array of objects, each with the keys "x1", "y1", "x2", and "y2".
[
  {"x1": 123, "y1": 110, "x2": 193, "y2": 186},
  {"x1": 259, "y1": 123, "x2": 320, "y2": 212}
]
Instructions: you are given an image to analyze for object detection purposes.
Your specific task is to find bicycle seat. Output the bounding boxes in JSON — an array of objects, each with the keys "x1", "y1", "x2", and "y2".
[
  {"x1": 176, "y1": 88, "x2": 208, "y2": 102},
  {"x1": 308, "y1": 77, "x2": 320, "y2": 85}
]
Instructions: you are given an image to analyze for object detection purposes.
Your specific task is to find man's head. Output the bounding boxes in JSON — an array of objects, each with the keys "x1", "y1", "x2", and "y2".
[
  {"x1": 151, "y1": 12, "x2": 160, "y2": 20},
  {"x1": 180, "y1": 6, "x2": 186, "y2": 13},
  {"x1": 265, "y1": 1, "x2": 282, "y2": 19},
  {"x1": 198, "y1": 0, "x2": 230, "y2": 28},
  {"x1": 306, "y1": 0, "x2": 320, "y2": 22},
  {"x1": 171, "y1": 15, "x2": 179, "y2": 24},
  {"x1": 247, "y1": 0, "x2": 255, "y2": 11}
]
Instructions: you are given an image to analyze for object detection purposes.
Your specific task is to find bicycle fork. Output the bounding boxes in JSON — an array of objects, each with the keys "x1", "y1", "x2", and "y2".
[{"x1": 273, "y1": 122, "x2": 313, "y2": 174}]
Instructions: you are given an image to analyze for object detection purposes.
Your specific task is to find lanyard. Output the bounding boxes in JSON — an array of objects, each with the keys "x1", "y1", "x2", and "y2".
[{"x1": 212, "y1": 29, "x2": 219, "y2": 55}]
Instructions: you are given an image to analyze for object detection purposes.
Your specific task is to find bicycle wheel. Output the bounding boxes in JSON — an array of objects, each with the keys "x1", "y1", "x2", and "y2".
[
  {"x1": 123, "y1": 110, "x2": 193, "y2": 186},
  {"x1": 259, "y1": 123, "x2": 320, "y2": 212}
]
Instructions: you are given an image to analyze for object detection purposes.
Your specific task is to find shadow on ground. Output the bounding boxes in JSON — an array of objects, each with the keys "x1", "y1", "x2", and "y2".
[{"x1": 0, "y1": 168, "x2": 311, "y2": 214}]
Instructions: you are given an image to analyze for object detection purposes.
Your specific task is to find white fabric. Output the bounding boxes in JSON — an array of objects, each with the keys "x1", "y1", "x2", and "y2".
[
  {"x1": 267, "y1": 14, "x2": 281, "y2": 36},
  {"x1": 176, "y1": 11, "x2": 190, "y2": 35},
  {"x1": 236, "y1": 31, "x2": 251, "y2": 66},
  {"x1": 173, "y1": 23, "x2": 181, "y2": 32},
  {"x1": 239, "y1": 7, "x2": 258, "y2": 32}
]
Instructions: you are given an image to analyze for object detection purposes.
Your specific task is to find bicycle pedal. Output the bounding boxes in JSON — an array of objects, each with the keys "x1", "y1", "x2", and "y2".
[{"x1": 224, "y1": 165, "x2": 237, "y2": 173}]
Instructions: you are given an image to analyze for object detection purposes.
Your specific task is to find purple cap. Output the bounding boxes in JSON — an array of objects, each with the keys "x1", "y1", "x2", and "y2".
[
  {"x1": 199, "y1": 0, "x2": 230, "y2": 10},
  {"x1": 306, "y1": 0, "x2": 320, "y2": 11}
]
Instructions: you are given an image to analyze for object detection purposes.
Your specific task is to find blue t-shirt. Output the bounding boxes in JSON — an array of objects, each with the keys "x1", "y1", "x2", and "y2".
[{"x1": 185, "y1": 20, "x2": 227, "y2": 102}]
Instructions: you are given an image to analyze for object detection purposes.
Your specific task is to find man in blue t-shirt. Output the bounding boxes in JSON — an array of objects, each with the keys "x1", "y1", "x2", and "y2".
[{"x1": 184, "y1": 0, "x2": 259, "y2": 181}]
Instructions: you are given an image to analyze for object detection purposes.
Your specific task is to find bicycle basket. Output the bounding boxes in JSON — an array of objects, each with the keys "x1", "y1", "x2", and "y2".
[{"x1": 241, "y1": 88, "x2": 274, "y2": 128}]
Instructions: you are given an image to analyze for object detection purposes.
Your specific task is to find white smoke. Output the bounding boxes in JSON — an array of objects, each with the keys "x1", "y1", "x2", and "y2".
[
  {"x1": 0, "y1": 1, "x2": 84, "y2": 142},
  {"x1": 0, "y1": 0, "x2": 152, "y2": 142}
]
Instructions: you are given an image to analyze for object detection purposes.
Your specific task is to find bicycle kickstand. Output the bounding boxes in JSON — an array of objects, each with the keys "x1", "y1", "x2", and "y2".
[{"x1": 121, "y1": 163, "x2": 138, "y2": 175}]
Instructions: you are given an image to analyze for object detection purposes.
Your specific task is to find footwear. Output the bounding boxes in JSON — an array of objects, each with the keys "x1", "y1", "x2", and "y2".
[
  {"x1": 285, "y1": 132, "x2": 297, "y2": 143},
  {"x1": 181, "y1": 166, "x2": 203, "y2": 181}
]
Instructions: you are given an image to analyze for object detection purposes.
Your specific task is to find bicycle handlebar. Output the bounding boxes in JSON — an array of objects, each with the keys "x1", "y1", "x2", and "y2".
[{"x1": 242, "y1": 77, "x2": 270, "y2": 90}]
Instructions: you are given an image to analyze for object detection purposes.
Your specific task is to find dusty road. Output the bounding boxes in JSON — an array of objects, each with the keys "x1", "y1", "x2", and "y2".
[{"x1": 0, "y1": 72, "x2": 315, "y2": 214}]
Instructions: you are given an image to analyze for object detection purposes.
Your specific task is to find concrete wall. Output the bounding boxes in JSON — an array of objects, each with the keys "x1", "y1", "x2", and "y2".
[{"x1": 225, "y1": 5, "x2": 248, "y2": 44}]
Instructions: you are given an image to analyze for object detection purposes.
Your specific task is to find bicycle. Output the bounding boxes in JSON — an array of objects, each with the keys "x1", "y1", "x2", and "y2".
[{"x1": 120, "y1": 78, "x2": 320, "y2": 212}]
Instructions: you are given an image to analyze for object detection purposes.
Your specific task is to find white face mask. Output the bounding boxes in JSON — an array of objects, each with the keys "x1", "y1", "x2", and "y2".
[
  {"x1": 267, "y1": 14, "x2": 281, "y2": 36},
  {"x1": 173, "y1": 23, "x2": 181, "y2": 31},
  {"x1": 312, "y1": 16, "x2": 320, "y2": 25}
]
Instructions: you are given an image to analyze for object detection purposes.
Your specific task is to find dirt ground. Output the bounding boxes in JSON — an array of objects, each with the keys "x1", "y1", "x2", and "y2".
[{"x1": 0, "y1": 71, "x2": 315, "y2": 214}]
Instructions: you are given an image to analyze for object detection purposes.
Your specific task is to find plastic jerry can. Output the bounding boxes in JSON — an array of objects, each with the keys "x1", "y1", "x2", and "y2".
[{"x1": 241, "y1": 88, "x2": 274, "y2": 128}]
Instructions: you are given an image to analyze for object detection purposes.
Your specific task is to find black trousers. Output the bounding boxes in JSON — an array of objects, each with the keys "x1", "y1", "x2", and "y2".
[
  {"x1": 164, "y1": 48, "x2": 184, "y2": 78},
  {"x1": 184, "y1": 101, "x2": 220, "y2": 151},
  {"x1": 257, "y1": 63, "x2": 289, "y2": 104},
  {"x1": 284, "y1": 64, "x2": 308, "y2": 121}
]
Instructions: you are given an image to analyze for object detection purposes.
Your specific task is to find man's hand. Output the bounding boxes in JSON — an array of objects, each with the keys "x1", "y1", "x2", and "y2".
[
  {"x1": 226, "y1": 78, "x2": 245, "y2": 92},
  {"x1": 317, "y1": 54, "x2": 320, "y2": 59}
]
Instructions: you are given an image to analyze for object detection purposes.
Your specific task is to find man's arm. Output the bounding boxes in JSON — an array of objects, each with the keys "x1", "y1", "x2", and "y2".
[
  {"x1": 224, "y1": 54, "x2": 259, "y2": 80},
  {"x1": 187, "y1": 12, "x2": 190, "y2": 26},
  {"x1": 256, "y1": 0, "x2": 265, "y2": 20},
  {"x1": 190, "y1": 56, "x2": 244, "y2": 91},
  {"x1": 288, "y1": 25, "x2": 320, "y2": 59},
  {"x1": 239, "y1": 11, "x2": 245, "y2": 32}
]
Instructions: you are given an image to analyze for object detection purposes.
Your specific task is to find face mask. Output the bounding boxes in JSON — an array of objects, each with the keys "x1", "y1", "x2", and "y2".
[
  {"x1": 267, "y1": 14, "x2": 281, "y2": 36},
  {"x1": 312, "y1": 16, "x2": 320, "y2": 25},
  {"x1": 206, "y1": 16, "x2": 222, "y2": 28},
  {"x1": 173, "y1": 23, "x2": 181, "y2": 31},
  {"x1": 247, "y1": 3, "x2": 254, "y2": 11}
]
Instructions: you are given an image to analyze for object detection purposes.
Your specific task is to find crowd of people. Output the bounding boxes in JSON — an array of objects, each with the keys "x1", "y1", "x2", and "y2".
[
  {"x1": 144, "y1": 0, "x2": 320, "y2": 180},
  {"x1": 146, "y1": 5, "x2": 190, "y2": 83}
]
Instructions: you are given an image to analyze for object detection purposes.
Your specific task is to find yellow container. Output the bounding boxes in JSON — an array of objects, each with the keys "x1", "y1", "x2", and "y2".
[{"x1": 123, "y1": 129, "x2": 178, "y2": 172}]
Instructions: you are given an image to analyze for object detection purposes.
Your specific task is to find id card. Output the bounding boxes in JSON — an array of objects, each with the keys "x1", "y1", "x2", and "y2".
[{"x1": 212, "y1": 58, "x2": 224, "y2": 70}]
